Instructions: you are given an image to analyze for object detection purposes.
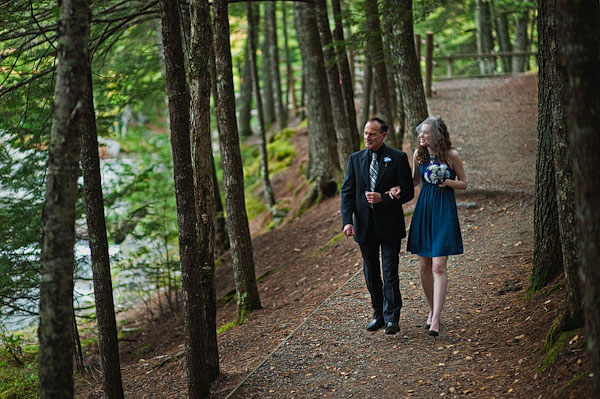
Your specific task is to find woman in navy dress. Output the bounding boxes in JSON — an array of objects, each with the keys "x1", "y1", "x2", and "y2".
[{"x1": 390, "y1": 117, "x2": 467, "y2": 337}]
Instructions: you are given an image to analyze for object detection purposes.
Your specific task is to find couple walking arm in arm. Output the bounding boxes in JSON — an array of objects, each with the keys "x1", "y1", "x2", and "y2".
[{"x1": 341, "y1": 116, "x2": 467, "y2": 337}]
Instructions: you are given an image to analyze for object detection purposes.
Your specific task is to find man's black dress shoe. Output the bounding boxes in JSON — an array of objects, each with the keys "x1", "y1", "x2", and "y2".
[
  {"x1": 366, "y1": 319, "x2": 385, "y2": 331},
  {"x1": 385, "y1": 322, "x2": 400, "y2": 335}
]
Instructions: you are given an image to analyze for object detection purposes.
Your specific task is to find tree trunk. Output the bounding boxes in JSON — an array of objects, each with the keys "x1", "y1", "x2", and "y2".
[
  {"x1": 364, "y1": 0, "x2": 396, "y2": 148},
  {"x1": 238, "y1": 33, "x2": 254, "y2": 137},
  {"x1": 266, "y1": 1, "x2": 287, "y2": 128},
  {"x1": 559, "y1": 1, "x2": 600, "y2": 395},
  {"x1": 315, "y1": 0, "x2": 357, "y2": 167},
  {"x1": 214, "y1": 0, "x2": 262, "y2": 317},
  {"x1": 359, "y1": 57, "x2": 372, "y2": 132},
  {"x1": 530, "y1": 0, "x2": 563, "y2": 294},
  {"x1": 158, "y1": 0, "x2": 213, "y2": 396},
  {"x1": 81, "y1": 63, "x2": 124, "y2": 399},
  {"x1": 261, "y1": 4, "x2": 275, "y2": 126},
  {"x1": 491, "y1": 0, "x2": 512, "y2": 73},
  {"x1": 331, "y1": 0, "x2": 360, "y2": 148},
  {"x1": 38, "y1": 0, "x2": 90, "y2": 397},
  {"x1": 512, "y1": 8, "x2": 530, "y2": 72},
  {"x1": 475, "y1": 0, "x2": 496, "y2": 75},
  {"x1": 247, "y1": 2, "x2": 276, "y2": 212},
  {"x1": 386, "y1": 0, "x2": 428, "y2": 153},
  {"x1": 281, "y1": 3, "x2": 296, "y2": 114},
  {"x1": 294, "y1": 2, "x2": 340, "y2": 202},
  {"x1": 189, "y1": 0, "x2": 220, "y2": 382}
]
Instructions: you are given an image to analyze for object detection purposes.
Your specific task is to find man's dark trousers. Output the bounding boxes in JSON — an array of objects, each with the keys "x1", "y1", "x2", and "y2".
[{"x1": 359, "y1": 207, "x2": 402, "y2": 324}]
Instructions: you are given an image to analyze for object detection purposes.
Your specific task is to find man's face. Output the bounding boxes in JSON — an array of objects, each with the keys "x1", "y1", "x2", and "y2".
[{"x1": 364, "y1": 121, "x2": 386, "y2": 151}]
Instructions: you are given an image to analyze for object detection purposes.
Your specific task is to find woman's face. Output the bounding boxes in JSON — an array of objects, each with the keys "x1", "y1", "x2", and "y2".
[{"x1": 419, "y1": 123, "x2": 434, "y2": 148}]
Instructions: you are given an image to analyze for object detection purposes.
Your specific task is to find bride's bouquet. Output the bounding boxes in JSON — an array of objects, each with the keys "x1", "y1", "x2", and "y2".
[{"x1": 424, "y1": 161, "x2": 451, "y2": 185}]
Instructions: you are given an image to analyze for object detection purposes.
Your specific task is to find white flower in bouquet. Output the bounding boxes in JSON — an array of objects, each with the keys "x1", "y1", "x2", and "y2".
[{"x1": 424, "y1": 161, "x2": 451, "y2": 185}]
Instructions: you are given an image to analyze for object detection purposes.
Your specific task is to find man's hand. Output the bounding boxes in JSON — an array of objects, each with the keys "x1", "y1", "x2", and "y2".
[
  {"x1": 365, "y1": 191, "x2": 383, "y2": 204},
  {"x1": 385, "y1": 186, "x2": 401, "y2": 199},
  {"x1": 343, "y1": 224, "x2": 354, "y2": 237}
]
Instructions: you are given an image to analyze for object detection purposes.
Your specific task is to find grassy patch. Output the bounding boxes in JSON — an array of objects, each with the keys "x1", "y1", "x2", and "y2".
[
  {"x1": 217, "y1": 320, "x2": 238, "y2": 335},
  {"x1": 0, "y1": 346, "x2": 38, "y2": 399},
  {"x1": 539, "y1": 330, "x2": 573, "y2": 371},
  {"x1": 132, "y1": 344, "x2": 153, "y2": 360},
  {"x1": 257, "y1": 267, "x2": 282, "y2": 283},
  {"x1": 312, "y1": 232, "x2": 345, "y2": 258}
]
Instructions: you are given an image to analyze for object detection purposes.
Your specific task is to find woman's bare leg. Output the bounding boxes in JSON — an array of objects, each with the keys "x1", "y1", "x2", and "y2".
[
  {"x1": 429, "y1": 256, "x2": 448, "y2": 333},
  {"x1": 419, "y1": 256, "x2": 434, "y2": 326}
]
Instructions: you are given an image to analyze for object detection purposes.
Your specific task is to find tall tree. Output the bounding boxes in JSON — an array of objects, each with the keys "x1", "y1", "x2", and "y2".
[
  {"x1": 386, "y1": 0, "x2": 428, "y2": 152},
  {"x1": 247, "y1": 2, "x2": 277, "y2": 212},
  {"x1": 363, "y1": 0, "x2": 396, "y2": 148},
  {"x1": 38, "y1": 0, "x2": 90, "y2": 397},
  {"x1": 475, "y1": 0, "x2": 496, "y2": 74},
  {"x1": 331, "y1": 0, "x2": 360, "y2": 146},
  {"x1": 512, "y1": 2, "x2": 530, "y2": 72},
  {"x1": 530, "y1": 0, "x2": 563, "y2": 293},
  {"x1": 281, "y1": 3, "x2": 297, "y2": 115},
  {"x1": 158, "y1": 0, "x2": 214, "y2": 395},
  {"x1": 359, "y1": 57, "x2": 373, "y2": 132},
  {"x1": 81, "y1": 65, "x2": 124, "y2": 399},
  {"x1": 536, "y1": 0, "x2": 583, "y2": 341},
  {"x1": 315, "y1": 0, "x2": 358, "y2": 167},
  {"x1": 294, "y1": 2, "x2": 340, "y2": 203},
  {"x1": 214, "y1": 0, "x2": 262, "y2": 317},
  {"x1": 261, "y1": 4, "x2": 275, "y2": 125},
  {"x1": 559, "y1": 0, "x2": 600, "y2": 395},
  {"x1": 491, "y1": 0, "x2": 512, "y2": 73},
  {"x1": 266, "y1": 1, "x2": 287, "y2": 128},
  {"x1": 238, "y1": 4, "x2": 259, "y2": 137},
  {"x1": 189, "y1": 0, "x2": 220, "y2": 381}
]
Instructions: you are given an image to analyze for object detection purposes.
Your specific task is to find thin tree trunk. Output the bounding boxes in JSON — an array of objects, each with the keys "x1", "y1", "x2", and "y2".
[
  {"x1": 247, "y1": 3, "x2": 276, "y2": 211},
  {"x1": 266, "y1": 1, "x2": 287, "y2": 128},
  {"x1": 315, "y1": 0, "x2": 357, "y2": 167},
  {"x1": 331, "y1": 0, "x2": 360, "y2": 148},
  {"x1": 386, "y1": 0, "x2": 428, "y2": 153},
  {"x1": 214, "y1": 0, "x2": 262, "y2": 317},
  {"x1": 294, "y1": 2, "x2": 340, "y2": 203},
  {"x1": 530, "y1": 0, "x2": 563, "y2": 294},
  {"x1": 475, "y1": 0, "x2": 496, "y2": 74},
  {"x1": 81, "y1": 62, "x2": 124, "y2": 399},
  {"x1": 158, "y1": 0, "x2": 213, "y2": 395},
  {"x1": 491, "y1": 0, "x2": 512, "y2": 73},
  {"x1": 261, "y1": 4, "x2": 275, "y2": 125},
  {"x1": 359, "y1": 57, "x2": 372, "y2": 132},
  {"x1": 364, "y1": 0, "x2": 396, "y2": 147},
  {"x1": 281, "y1": 3, "x2": 297, "y2": 115},
  {"x1": 189, "y1": 0, "x2": 220, "y2": 382},
  {"x1": 38, "y1": 0, "x2": 90, "y2": 397},
  {"x1": 512, "y1": 8, "x2": 530, "y2": 72},
  {"x1": 560, "y1": 0, "x2": 600, "y2": 394},
  {"x1": 238, "y1": 34, "x2": 253, "y2": 136}
]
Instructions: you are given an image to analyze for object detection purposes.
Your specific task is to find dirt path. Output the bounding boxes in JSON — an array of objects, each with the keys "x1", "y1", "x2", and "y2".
[{"x1": 75, "y1": 73, "x2": 592, "y2": 399}]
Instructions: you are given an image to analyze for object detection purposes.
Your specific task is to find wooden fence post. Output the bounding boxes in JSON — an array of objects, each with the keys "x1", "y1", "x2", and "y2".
[
  {"x1": 425, "y1": 31, "x2": 433, "y2": 97},
  {"x1": 414, "y1": 33, "x2": 421, "y2": 65}
]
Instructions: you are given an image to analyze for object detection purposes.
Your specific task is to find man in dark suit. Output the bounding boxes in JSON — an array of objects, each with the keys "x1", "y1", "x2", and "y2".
[{"x1": 341, "y1": 117, "x2": 414, "y2": 334}]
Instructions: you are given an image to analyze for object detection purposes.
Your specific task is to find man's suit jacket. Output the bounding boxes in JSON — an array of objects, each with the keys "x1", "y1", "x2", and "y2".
[{"x1": 341, "y1": 143, "x2": 414, "y2": 244}]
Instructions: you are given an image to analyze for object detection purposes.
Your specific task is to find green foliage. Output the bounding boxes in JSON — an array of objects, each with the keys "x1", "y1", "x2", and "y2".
[
  {"x1": 539, "y1": 330, "x2": 573, "y2": 371},
  {"x1": 0, "y1": 331, "x2": 37, "y2": 399}
]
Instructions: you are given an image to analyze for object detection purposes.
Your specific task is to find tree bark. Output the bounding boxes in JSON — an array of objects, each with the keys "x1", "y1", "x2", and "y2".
[
  {"x1": 386, "y1": 0, "x2": 428, "y2": 153},
  {"x1": 530, "y1": 0, "x2": 563, "y2": 294},
  {"x1": 189, "y1": 0, "x2": 220, "y2": 382},
  {"x1": 359, "y1": 57, "x2": 372, "y2": 132},
  {"x1": 214, "y1": 0, "x2": 262, "y2": 317},
  {"x1": 331, "y1": 0, "x2": 360, "y2": 147},
  {"x1": 247, "y1": 2, "x2": 276, "y2": 212},
  {"x1": 475, "y1": 0, "x2": 496, "y2": 75},
  {"x1": 294, "y1": 2, "x2": 340, "y2": 202},
  {"x1": 281, "y1": 3, "x2": 297, "y2": 115},
  {"x1": 363, "y1": 0, "x2": 396, "y2": 148},
  {"x1": 158, "y1": 0, "x2": 214, "y2": 396},
  {"x1": 512, "y1": 7, "x2": 530, "y2": 72},
  {"x1": 491, "y1": 0, "x2": 512, "y2": 73},
  {"x1": 38, "y1": 0, "x2": 90, "y2": 397},
  {"x1": 559, "y1": 0, "x2": 600, "y2": 395},
  {"x1": 81, "y1": 63, "x2": 124, "y2": 399},
  {"x1": 266, "y1": 1, "x2": 287, "y2": 128},
  {"x1": 261, "y1": 4, "x2": 275, "y2": 125},
  {"x1": 238, "y1": 34, "x2": 254, "y2": 137},
  {"x1": 314, "y1": 0, "x2": 357, "y2": 167}
]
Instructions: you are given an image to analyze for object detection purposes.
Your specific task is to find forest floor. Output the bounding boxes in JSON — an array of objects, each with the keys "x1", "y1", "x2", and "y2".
[{"x1": 74, "y1": 73, "x2": 593, "y2": 398}]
